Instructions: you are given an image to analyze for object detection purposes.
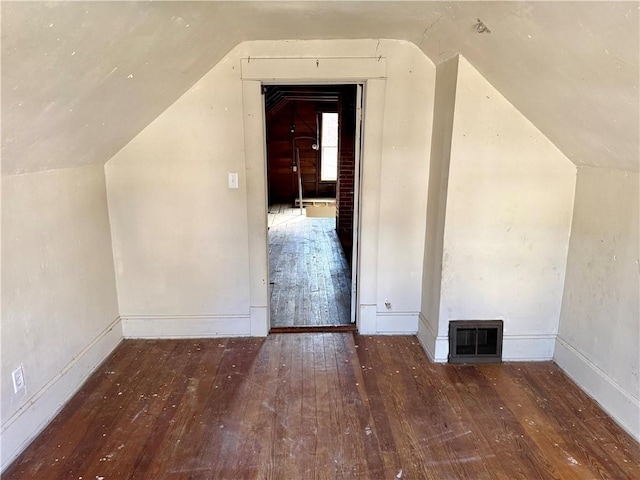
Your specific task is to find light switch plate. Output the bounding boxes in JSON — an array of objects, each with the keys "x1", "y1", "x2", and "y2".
[{"x1": 228, "y1": 173, "x2": 239, "y2": 189}]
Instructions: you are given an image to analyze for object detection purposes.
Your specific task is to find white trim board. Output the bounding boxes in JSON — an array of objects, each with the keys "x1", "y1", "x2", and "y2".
[
  {"x1": 359, "y1": 305, "x2": 418, "y2": 335},
  {"x1": 242, "y1": 54, "x2": 388, "y2": 337},
  {"x1": 375, "y1": 312, "x2": 419, "y2": 334},
  {"x1": 121, "y1": 315, "x2": 253, "y2": 339},
  {"x1": 0, "y1": 317, "x2": 123, "y2": 473},
  {"x1": 554, "y1": 335, "x2": 640, "y2": 441},
  {"x1": 417, "y1": 313, "x2": 448, "y2": 362},
  {"x1": 502, "y1": 334, "x2": 556, "y2": 361},
  {"x1": 241, "y1": 57, "x2": 387, "y2": 81},
  {"x1": 250, "y1": 307, "x2": 269, "y2": 337}
]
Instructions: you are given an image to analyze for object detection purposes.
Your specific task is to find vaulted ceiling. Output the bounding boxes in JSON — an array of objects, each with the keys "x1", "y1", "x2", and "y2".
[{"x1": 2, "y1": 1, "x2": 638, "y2": 175}]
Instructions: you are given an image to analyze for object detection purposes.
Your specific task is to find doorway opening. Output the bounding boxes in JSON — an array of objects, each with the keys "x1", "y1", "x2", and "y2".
[{"x1": 264, "y1": 84, "x2": 361, "y2": 331}]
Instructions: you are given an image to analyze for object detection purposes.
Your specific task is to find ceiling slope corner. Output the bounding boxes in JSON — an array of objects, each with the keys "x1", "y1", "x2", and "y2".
[{"x1": 454, "y1": 55, "x2": 579, "y2": 171}]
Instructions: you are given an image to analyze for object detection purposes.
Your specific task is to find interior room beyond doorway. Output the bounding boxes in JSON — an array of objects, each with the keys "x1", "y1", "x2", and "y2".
[
  {"x1": 264, "y1": 85, "x2": 358, "y2": 330},
  {"x1": 268, "y1": 204, "x2": 351, "y2": 328}
]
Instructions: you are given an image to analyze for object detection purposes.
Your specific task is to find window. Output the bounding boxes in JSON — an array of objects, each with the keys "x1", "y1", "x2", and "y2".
[{"x1": 320, "y1": 112, "x2": 338, "y2": 181}]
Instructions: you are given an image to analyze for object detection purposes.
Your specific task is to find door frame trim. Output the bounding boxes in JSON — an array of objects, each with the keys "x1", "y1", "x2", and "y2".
[{"x1": 241, "y1": 56, "x2": 387, "y2": 336}]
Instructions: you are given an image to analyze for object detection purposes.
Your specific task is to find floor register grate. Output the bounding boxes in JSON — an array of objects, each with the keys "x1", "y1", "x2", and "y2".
[{"x1": 448, "y1": 320, "x2": 503, "y2": 364}]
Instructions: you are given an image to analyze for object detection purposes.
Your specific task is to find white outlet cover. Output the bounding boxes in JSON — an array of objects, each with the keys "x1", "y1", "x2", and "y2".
[{"x1": 12, "y1": 365, "x2": 25, "y2": 393}]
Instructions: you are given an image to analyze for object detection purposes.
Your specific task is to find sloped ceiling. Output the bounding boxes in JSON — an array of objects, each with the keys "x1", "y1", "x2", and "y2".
[{"x1": 2, "y1": 1, "x2": 638, "y2": 175}]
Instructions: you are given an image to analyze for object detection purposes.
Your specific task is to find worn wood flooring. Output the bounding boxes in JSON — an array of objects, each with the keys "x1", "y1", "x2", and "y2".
[
  {"x1": 4, "y1": 334, "x2": 638, "y2": 479},
  {"x1": 268, "y1": 204, "x2": 351, "y2": 328}
]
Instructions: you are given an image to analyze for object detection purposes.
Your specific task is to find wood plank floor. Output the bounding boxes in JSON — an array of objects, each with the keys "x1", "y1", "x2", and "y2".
[
  {"x1": 4, "y1": 334, "x2": 638, "y2": 479},
  {"x1": 268, "y1": 204, "x2": 351, "y2": 328}
]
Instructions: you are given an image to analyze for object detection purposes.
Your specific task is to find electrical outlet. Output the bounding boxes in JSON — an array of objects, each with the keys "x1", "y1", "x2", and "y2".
[{"x1": 12, "y1": 365, "x2": 25, "y2": 393}]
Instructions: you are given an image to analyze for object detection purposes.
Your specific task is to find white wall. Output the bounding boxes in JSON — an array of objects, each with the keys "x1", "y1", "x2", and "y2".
[
  {"x1": 422, "y1": 56, "x2": 577, "y2": 362},
  {"x1": 419, "y1": 56, "x2": 458, "y2": 359},
  {"x1": 1, "y1": 165, "x2": 121, "y2": 471},
  {"x1": 372, "y1": 41, "x2": 434, "y2": 332},
  {"x1": 105, "y1": 39, "x2": 435, "y2": 337},
  {"x1": 555, "y1": 166, "x2": 639, "y2": 440},
  {"x1": 105, "y1": 65, "x2": 253, "y2": 335}
]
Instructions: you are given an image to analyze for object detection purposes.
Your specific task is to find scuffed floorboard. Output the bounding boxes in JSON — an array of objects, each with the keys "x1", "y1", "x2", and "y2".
[{"x1": 4, "y1": 334, "x2": 639, "y2": 479}]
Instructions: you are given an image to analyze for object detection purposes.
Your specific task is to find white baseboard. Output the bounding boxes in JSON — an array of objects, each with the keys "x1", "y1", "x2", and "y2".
[
  {"x1": 121, "y1": 314, "x2": 252, "y2": 338},
  {"x1": 358, "y1": 306, "x2": 419, "y2": 335},
  {"x1": 250, "y1": 307, "x2": 269, "y2": 336},
  {"x1": 0, "y1": 317, "x2": 123, "y2": 473},
  {"x1": 358, "y1": 305, "x2": 378, "y2": 334},
  {"x1": 417, "y1": 313, "x2": 448, "y2": 362},
  {"x1": 554, "y1": 335, "x2": 640, "y2": 441},
  {"x1": 502, "y1": 334, "x2": 556, "y2": 361},
  {"x1": 375, "y1": 312, "x2": 418, "y2": 334}
]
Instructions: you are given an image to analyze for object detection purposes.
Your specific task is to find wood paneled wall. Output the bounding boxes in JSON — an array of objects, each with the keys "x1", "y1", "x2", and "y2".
[{"x1": 266, "y1": 100, "x2": 337, "y2": 205}]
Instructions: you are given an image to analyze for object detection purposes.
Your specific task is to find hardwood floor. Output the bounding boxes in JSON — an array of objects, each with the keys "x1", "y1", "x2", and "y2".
[
  {"x1": 4, "y1": 334, "x2": 638, "y2": 479},
  {"x1": 268, "y1": 204, "x2": 351, "y2": 328}
]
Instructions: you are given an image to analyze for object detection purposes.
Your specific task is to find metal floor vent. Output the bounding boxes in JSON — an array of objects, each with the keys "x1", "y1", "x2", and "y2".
[{"x1": 448, "y1": 320, "x2": 503, "y2": 364}]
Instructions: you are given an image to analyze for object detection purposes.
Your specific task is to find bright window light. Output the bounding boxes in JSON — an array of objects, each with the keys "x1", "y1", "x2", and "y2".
[{"x1": 321, "y1": 112, "x2": 338, "y2": 181}]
